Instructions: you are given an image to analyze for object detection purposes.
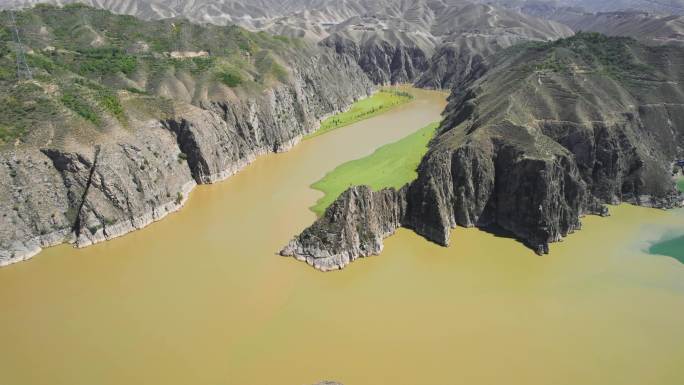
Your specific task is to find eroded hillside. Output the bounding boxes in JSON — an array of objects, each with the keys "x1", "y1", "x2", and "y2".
[{"x1": 0, "y1": 4, "x2": 373, "y2": 265}]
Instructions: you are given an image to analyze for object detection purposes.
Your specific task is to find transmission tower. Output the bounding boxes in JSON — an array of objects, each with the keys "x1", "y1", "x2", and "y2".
[{"x1": 8, "y1": 9, "x2": 32, "y2": 81}]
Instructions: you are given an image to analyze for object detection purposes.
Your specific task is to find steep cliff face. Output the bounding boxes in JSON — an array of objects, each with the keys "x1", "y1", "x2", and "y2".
[
  {"x1": 403, "y1": 126, "x2": 593, "y2": 254},
  {"x1": 162, "y1": 53, "x2": 371, "y2": 184},
  {"x1": 414, "y1": 35, "x2": 526, "y2": 89},
  {"x1": 281, "y1": 186, "x2": 406, "y2": 271},
  {"x1": 282, "y1": 33, "x2": 684, "y2": 270},
  {"x1": 0, "y1": 7, "x2": 373, "y2": 266},
  {"x1": 322, "y1": 34, "x2": 431, "y2": 85},
  {"x1": 0, "y1": 53, "x2": 371, "y2": 266},
  {"x1": 405, "y1": 35, "x2": 684, "y2": 253}
]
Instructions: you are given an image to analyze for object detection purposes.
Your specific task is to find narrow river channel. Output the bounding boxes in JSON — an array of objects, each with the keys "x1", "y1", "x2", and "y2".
[{"x1": 1, "y1": 88, "x2": 684, "y2": 385}]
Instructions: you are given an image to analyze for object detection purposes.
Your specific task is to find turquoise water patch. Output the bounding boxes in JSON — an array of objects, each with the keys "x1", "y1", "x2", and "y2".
[{"x1": 649, "y1": 235, "x2": 684, "y2": 264}]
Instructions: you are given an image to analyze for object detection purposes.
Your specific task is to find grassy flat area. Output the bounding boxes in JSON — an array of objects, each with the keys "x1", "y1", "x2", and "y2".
[
  {"x1": 677, "y1": 178, "x2": 684, "y2": 192},
  {"x1": 306, "y1": 88, "x2": 414, "y2": 139},
  {"x1": 310, "y1": 121, "x2": 439, "y2": 215}
]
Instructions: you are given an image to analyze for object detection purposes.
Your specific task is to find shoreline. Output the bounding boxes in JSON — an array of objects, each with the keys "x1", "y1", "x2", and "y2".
[{"x1": 0, "y1": 89, "x2": 380, "y2": 268}]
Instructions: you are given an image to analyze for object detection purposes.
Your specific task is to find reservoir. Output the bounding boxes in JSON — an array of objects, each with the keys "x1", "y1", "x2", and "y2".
[{"x1": 1, "y1": 88, "x2": 684, "y2": 385}]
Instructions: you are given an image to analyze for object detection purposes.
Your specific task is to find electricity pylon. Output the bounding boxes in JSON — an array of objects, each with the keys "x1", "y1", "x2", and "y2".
[{"x1": 8, "y1": 9, "x2": 32, "y2": 81}]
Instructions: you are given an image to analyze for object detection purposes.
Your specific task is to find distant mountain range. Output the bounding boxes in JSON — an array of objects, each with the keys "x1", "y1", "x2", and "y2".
[
  {"x1": 318, "y1": 1, "x2": 573, "y2": 86},
  {"x1": 2, "y1": 0, "x2": 682, "y2": 45},
  {"x1": 489, "y1": 1, "x2": 684, "y2": 43},
  {"x1": 485, "y1": 0, "x2": 684, "y2": 15},
  {"x1": 0, "y1": 0, "x2": 573, "y2": 87},
  {"x1": 4, "y1": 0, "x2": 684, "y2": 18}
]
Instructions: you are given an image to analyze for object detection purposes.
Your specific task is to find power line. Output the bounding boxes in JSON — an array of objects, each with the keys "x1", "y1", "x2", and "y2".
[{"x1": 8, "y1": 9, "x2": 32, "y2": 81}]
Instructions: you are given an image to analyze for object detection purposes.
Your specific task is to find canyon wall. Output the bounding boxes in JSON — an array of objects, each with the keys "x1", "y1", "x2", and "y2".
[{"x1": 0, "y1": 52, "x2": 373, "y2": 266}]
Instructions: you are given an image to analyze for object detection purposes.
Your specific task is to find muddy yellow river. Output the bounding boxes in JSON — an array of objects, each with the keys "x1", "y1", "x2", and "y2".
[{"x1": 1, "y1": 88, "x2": 684, "y2": 385}]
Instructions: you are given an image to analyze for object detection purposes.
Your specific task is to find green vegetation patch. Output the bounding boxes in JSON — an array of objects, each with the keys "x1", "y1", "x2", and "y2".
[
  {"x1": 74, "y1": 47, "x2": 137, "y2": 76},
  {"x1": 189, "y1": 56, "x2": 215, "y2": 74},
  {"x1": 0, "y1": 5, "x2": 311, "y2": 144},
  {"x1": 310, "y1": 121, "x2": 439, "y2": 215},
  {"x1": 94, "y1": 89, "x2": 125, "y2": 122},
  {"x1": 0, "y1": 64, "x2": 12, "y2": 81},
  {"x1": 525, "y1": 32, "x2": 655, "y2": 80},
  {"x1": 61, "y1": 89, "x2": 100, "y2": 125},
  {"x1": 74, "y1": 78, "x2": 125, "y2": 123},
  {"x1": 307, "y1": 89, "x2": 414, "y2": 139},
  {"x1": 0, "y1": 82, "x2": 60, "y2": 143},
  {"x1": 0, "y1": 124, "x2": 14, "y2": 143},
  {"x1": 534, "y1": 51, "x2": 567, "y2": 73},
  {"x1": 254, "y1": 50, "x2": 288, "y2": 83},
  {"x1": 677, "y1": 178, "x2": 684, "y2": 193},
  {"x1": 216, "y1": 67, "x2": 244, "y2": 87},
  {"x1": 27, "y1": 53, "x2": 60, "y2": 74}
]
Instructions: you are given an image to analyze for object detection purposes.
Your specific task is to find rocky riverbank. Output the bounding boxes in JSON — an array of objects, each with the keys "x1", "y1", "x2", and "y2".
[{"x1": 0, "y1": 52, "x2": 373, "y2": 267}]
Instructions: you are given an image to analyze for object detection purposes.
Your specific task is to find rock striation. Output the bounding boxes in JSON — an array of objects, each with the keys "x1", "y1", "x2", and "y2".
[
  {"x1": 322, "y1": 33, "x2": 432, "y2": 85},
  {"x1": 282, "y1": 33, "x2": 684, "y2": 270}
]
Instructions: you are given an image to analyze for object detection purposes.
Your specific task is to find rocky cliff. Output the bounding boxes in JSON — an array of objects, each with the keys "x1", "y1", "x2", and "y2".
[
  {"x1": 0, "y1": 6, "x2": 373, "y2": 266},
  {"x1": 281, "y1": 186, "x2": 406, "y2": 271},
  {"x1": 283, "y1": 33, "x2": 684, "y2": 270},
  {"x1": 322, "y1": 33, "x2": 432, "y2": 85}
]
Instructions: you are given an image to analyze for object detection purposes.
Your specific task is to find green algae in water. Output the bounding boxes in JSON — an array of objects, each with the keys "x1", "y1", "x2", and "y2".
[
  {"x1": 648, "y1": 174, "x2": 684, "y2": 262},
  {"x1": 649, "y1": 235, "x2": 684, "y2": 264}
]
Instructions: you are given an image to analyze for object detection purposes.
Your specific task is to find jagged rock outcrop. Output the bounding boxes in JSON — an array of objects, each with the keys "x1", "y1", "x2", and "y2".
[
  {"x1": 403, "y1": 126, "x2": 593, "y2": 254},
  {"x1": 282, "y1": 33, "x2": 684, "y2": 270},
  {"x1": 281, "y1": 186, "x2": 406, "y2": 271}
]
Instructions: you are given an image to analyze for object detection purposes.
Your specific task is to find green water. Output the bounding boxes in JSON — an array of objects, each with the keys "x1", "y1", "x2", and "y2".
[
  {"x1": 651, "y1": 177, "x2": 684, "y2": 262},
  {"x1": 649, "y1": 235, "x2": 684, "y2": 264}
]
